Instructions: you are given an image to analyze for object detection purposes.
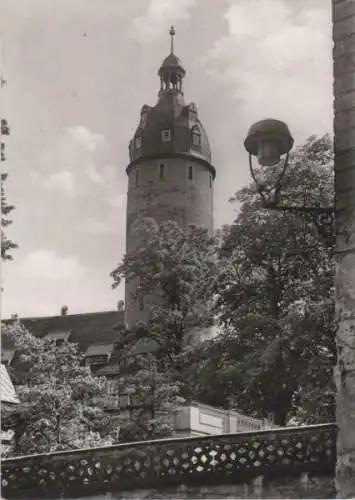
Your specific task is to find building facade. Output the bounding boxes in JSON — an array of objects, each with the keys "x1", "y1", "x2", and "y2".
[{"x1": 125, "y1": 27, "x2": 215, "y2": 329}]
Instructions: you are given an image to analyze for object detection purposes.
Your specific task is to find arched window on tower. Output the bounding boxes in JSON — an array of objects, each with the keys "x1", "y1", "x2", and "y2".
[{"x1": 191, "y1": 126, "x2": 201, "y2": 147}]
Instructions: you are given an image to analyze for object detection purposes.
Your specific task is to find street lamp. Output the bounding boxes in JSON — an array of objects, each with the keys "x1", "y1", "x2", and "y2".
[{"x1": 244, "y1": 118, "x2": 334, "y2": 216}]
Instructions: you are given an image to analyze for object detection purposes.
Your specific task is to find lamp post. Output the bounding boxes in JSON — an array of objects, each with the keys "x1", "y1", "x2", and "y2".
[
  {"x1": 244, "y1": 115, "x2": 355, "y2": 496},
  {"x1": 244, "y1": 118, "x2": 334, "y2": 215}
]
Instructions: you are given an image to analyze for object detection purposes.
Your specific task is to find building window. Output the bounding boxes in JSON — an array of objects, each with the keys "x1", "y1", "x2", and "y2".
[
  {"x1": 161, "y1": 129, "x2": 171, "y2": 142},
  {"x1": 107, "y1": 380, "x2": 118, "y2": 395},
  {"x1": 159, "y1": 163, "x2": 165, "y2": 180},
  {"x1": 191, "y1": 127, "x2": 201, "y2": 147},
  {"x1": 135, "y1": 136, "x2": 142, "y2": 149},
  {"x1": 85, "y1": 355, "x2": 108, "y2": 367},
  {"x1": 135, "y1": 168, "x2": 140, "y2": 186},
  {"x1": 209, "y1": 175, "x2": 212, "y2": 189},
  {"x1": 188, "y1": 165, "x2": 193, "y2": 181},
  {"x1": 119, "y1": 393, "x2": 131, "y2": 408}
]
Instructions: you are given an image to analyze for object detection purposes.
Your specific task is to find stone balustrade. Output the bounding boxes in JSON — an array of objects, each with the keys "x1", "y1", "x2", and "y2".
[{"x1": 1, "y1": 423, "x2": 336, "y2": 499}]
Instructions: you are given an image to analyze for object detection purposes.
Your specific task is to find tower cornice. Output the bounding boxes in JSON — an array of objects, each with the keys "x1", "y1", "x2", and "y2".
[{"x1": 126, "y1": 152, "x2": 216, "y2": 179}]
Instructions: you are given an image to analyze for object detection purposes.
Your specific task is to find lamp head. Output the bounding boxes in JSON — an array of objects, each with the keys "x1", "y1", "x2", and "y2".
[{"x1": 244, "y1": 119, "x2": 294, "y2": 166}]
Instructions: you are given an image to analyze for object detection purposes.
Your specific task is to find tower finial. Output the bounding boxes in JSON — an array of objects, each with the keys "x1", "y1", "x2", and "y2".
[{"x1": 169, "y1": 26, "x2": 175, "y2": 53}]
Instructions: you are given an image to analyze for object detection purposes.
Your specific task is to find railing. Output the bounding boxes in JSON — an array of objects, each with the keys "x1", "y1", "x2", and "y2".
[{"x1": 1, "y1": 423, "x2": 336, "y2": 499}]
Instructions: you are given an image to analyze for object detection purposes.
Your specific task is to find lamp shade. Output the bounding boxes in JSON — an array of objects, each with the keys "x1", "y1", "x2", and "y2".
[{"x1": 244, "y1": 119, "x2": 294, "y2": 166}]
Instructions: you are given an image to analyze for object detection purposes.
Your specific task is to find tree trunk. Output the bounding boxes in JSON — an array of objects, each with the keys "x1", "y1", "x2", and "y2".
[{"x1": 333, "y1": 0, "x2": 355, "y2": 497}]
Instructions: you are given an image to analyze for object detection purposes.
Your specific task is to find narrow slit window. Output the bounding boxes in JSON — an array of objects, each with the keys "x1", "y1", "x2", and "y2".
[
  {"x1": 159, "y1": 163, "x2": 165, "y2": 180},
  {"x1": 188, "y1": 165, "x2": 193, "y2": 181},
  {"x1": 135, "y1": 168, "x2": 140, "y2": 186},
  {"x1": 139, "y1": 295, "x2": 144, "y2": 311},
  {"x1": 209, "y1": 175, "x2": 212, "y2": 189}
]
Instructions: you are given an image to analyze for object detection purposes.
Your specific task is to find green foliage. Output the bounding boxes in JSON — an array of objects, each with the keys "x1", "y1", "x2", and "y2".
[
  {"x1": 1, "y1": 119, "x2": 18, "y2": 261},
  {"x1": 2, "y1": 322, "x2": 119, "y2": 456},
  {"x1": 206, "y1": 135, "x2": 336, "y2": 425}
]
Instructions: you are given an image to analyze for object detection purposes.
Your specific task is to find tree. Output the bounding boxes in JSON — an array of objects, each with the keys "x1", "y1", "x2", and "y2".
[
  {"x1": 111, "y1": 219, "x2": 218, "y2": 380},
  {"x1": 1, "y1": 119, "x2": 17, "y2": 260},
  {"x1": 332, "y1": 1, "x2": 355, "y2": 495},
  {"x1": 116, "y1": 351, "x2": 184, "y2": 443},
  {"x1": 110, "y1": 219, "x2": 219, "y2": 440},
  {"x1": 2, "y1": 321, "x2": 119, "y2": 456},
  {"x1": 212, "y1": 135, "x2": 335, "y2": 425}
]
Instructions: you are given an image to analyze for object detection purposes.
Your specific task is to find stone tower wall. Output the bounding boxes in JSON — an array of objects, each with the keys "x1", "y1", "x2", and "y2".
[{"x1": 125, "y1": 155, "x2": 214, "y2": 328}]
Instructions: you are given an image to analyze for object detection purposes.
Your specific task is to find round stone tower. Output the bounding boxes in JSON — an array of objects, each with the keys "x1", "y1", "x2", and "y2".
[{"x1": 125, "y1": 27, "x2": 215, "y2": 329}]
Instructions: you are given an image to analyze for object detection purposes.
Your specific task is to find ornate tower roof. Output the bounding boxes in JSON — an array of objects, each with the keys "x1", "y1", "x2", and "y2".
[{"x1": 128, "y1": 27, "x2": 212, "y2": 167}]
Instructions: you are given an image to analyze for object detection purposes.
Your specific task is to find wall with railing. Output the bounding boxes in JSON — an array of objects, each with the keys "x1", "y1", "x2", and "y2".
[
  {"x1": 171, "y1": 401, "x2": 276, "y2": 436},
  {"x1": 1, "y1": 423, "x2": 336, "y2": 499}
]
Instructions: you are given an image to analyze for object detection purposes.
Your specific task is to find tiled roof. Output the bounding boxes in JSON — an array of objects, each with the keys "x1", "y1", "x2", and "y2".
[
  {"x1": 2, "y1": 311, "x2": 127, "y2": 379},
  {"x1": 14, "y1": 311, "x2": 125, "y2": 352},
  {"x1": 0, "y1": 364, "x2": 19, "y2": 404}
]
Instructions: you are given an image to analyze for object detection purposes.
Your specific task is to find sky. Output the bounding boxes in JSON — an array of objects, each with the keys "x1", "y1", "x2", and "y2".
[{"x1": 1, "y1": 0, "x2": 333, "y2": 318}]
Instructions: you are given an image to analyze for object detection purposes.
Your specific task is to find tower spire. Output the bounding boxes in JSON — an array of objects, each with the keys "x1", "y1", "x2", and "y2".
[{"x1": 169, "y1": 26, "x2": 175, "y2": 53}]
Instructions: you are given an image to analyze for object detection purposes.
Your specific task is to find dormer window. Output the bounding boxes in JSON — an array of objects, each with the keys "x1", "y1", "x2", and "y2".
[
  {"x1": 191, "y1": 127, "x2": 201, "y2": 147},
  {"x1": 189, "y1": 104, "x2": 197, "y2": 122},
  {"x1": 45, "y1": 330, "x2": 71, "y2": 346},
  {"x1": 140, "y1": 113, "x2": 147, "y2": 128},
  {"x1": 85, "y1": 343, "x2": 114, "y2": 368},
  {"x1": 161, "y1": 129, "x2": 171, "y2": 142},
  {"x1": 135, "y1": 136, "x2": 142, "y2": 149}
]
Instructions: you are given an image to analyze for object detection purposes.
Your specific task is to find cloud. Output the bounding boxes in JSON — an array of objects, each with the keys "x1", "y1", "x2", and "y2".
[
  {"x1": 18, "y1": 250, "x2": 86, "y2": 281},
  {"x1": 44, "y1": 170, "x2": 76, "y2": 195},
  {"x1": 39, "y1": 125, "x2": 108, "y2": 195},
  {"x1": 203, "y1": 0, "x2": 332, "y2": 141},
  {"x1": 131, "y1": 0, "x2": 197, "y2": 42},
  {"x1": 61, "y1": 126, "x2": 105, "y2": 153},
  {"x1": 80, "y1": 193, "x2": 126, "y2": 235}
]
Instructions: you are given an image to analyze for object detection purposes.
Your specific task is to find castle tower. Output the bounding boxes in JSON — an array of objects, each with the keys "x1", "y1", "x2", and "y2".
[{"x1": 125, "y1": 27, "x2": 215, "y2": 329}]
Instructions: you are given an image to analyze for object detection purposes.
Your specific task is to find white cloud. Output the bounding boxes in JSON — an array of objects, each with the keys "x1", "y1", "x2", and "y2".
[
  {"x1": 86, "y1": 163, "x2": 104, "y2": 184},
  {"x1": 204, "y1": 0, "x2": 332, "y2": 142},
  {"x1": 18, "y1": 250, "x2": 86, "y2": 281},
  {"x1": 39, "y1": 126, "x2": 110, "y2": 195},
  {"x1": 131, "y1": 0, "x2": 197, "y2": 42},
  {"x1": 61, "y1": 126, "x2": 105, "y2": 153},
  {"x1": 44, "y1": 170, "x2": 76, "y2": 195}
]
